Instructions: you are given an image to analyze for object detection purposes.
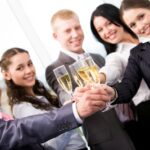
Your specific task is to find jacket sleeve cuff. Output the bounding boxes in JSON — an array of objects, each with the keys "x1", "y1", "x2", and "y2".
[{"x1": 72, "y1": 103, "x2": 83, "y2": 124}]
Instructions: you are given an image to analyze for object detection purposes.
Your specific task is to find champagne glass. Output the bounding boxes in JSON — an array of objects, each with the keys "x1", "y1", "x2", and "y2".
[
  {"x1": 75, "y1": 59, "x2": 94, "y2": 84},
  {"x1": 76, "y1": 56, "x2": 100, "y2": 84},
  {"x1": 53, "y1": 65, "x2": 73, "y2": 96},
  {"x1": 84, "y1": 56, "x2": 100, "y2": 84},
  {"x1": 69, "y1": 62, "x2": 85, "y2": 87}
]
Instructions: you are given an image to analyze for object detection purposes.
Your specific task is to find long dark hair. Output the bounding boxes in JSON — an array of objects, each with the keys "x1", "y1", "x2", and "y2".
[
  {"x1": 90, "y1": 3, "x2": 138, "y2": 54},
  {"x1": 0, "y1": 47, "x2": 59, "y2": 110},
  {"x1": 120, "y1": 0, "x2": 150, "y2": 21}
]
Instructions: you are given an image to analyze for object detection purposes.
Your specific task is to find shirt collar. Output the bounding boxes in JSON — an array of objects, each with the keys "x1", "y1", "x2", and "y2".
[{"x1": 61, "y1": 49, "x2": 86, "y2": 61}]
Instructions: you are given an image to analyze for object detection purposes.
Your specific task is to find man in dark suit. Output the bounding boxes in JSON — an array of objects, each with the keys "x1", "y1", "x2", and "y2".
[
  {"x1": 46, "y1": 9, "x2": 135, "y2": 150},
  {"x1": 0, "y1": 86, "x2": 107, "y2": 150}
]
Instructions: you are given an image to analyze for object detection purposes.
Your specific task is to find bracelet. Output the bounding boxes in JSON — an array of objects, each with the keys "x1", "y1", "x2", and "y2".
[{"x1": 110, "y1": 87, "x2": 118, "y2": 103}]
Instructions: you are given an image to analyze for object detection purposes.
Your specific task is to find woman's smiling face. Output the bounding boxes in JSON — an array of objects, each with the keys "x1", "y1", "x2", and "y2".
[
  {"x1": 4, "y1": 52, "x2": 36, "y2": 88},
  {"x1": 93, "y1": 16, "x2": 125, "y2": 44},
  {"x1": 122, "y1": 8, "x2": 150, "y2": 38}
]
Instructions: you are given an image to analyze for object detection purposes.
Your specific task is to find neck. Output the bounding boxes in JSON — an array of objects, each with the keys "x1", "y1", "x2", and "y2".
[
  {"x1": 123, "y1": 32, "x2": 139, "y2": 44},
  {"x1": 25, "y1": 87, "x2": 35, "y2": 96}
]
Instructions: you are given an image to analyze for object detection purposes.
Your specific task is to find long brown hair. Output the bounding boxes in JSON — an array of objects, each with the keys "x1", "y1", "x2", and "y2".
[{"x1": 0, "y1": 47, "x2": 59, "y2": 110}]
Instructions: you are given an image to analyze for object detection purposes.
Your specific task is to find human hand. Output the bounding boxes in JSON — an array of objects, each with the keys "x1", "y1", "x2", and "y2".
[
  {"x1": 98, "y1": 84, "x2": 117, "y2": 101},
  {"x1": 73, "y1": 84, "x2": 111, "y2": 119},
  {"x1": 99, "y1": 72, "x2": 106, "y2": 84}
]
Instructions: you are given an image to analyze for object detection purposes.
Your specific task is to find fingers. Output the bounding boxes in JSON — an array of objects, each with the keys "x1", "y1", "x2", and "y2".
[
  {"x1": 76, "y1": 98, "x2": 106, "y2": 118},
  {"x1": 74, "y1": 86, "x2": 90, "y2": 93}
]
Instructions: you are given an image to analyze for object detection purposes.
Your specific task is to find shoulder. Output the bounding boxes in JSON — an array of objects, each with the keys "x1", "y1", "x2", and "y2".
[
  {"x1": 106, "y1": 52, "x2": 123, "y2": 61},
  {"x1": 13, "y1": 102, "x2": 44, "y2": 118},
  {"x1": 90, "y1": 53, "x2": 104, "y2": 58},
  {"x1": 13, "y1": 102, "x2": 31, "y2": 118},
  {"x1": 131, "y1": 42, "x2": 150, "y2": 55},
  {"x1": 45, "y1": 60, "x2": 62, "y2": 76},
  {"x1": 90, "y1": 53, "x2": 105, "y2": 66},
  {"x1": 90, "y1": 53, "x2": 105, "y2": 62}
]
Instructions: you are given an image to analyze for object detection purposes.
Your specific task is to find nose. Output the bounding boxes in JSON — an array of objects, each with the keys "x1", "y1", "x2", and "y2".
[
  {"x1": 25, "y1": 66, "x2": 33, "y2": 74},
  {"x1": 137, "y1": 22, "x2": 145, "y2": 34},
  {"x1": 103, "y1": 27, "x2": 111, "y2": 38},
  {"x1": 71, "y1": 29, "x2": 78, "y2": 37}
]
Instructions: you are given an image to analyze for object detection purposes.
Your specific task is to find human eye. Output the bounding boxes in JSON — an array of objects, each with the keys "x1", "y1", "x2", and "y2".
[
  {"x1": 16, "y1": 65, "x2": 23, "y2": 71},
  {"x1": 107, "y1": 21, "x2": 112, "y2": 25},
  {"x1": 75, "y1": 25, "x2": 81, "y2": 31},
  {"x1": 130, "y1": 22, "x2": 136, "y2": 29},
  {"x1": 65, "y1": 29, "x2": 71, "y2": 34},
  {"x1": 138, "y1": 14, "x2": 144, "y2": 21},
  {"x1": 97, "y1": 28, "x2": 102, "y2": 33},
  {"x1": 28, "y1": 60, "x2": 33, "y2": 67}
]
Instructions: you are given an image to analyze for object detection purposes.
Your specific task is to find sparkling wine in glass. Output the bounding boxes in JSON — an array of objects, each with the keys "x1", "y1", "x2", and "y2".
[
  {"x1": 84, "y1": 56, "x2": 100, "y2": 84},
  {"x1": 69, "y1": 62, "x2": 85, "y2": 87},
  {"x1": 76, "y1": 57, "x2": 100, "y2": 84},
  {"x1": 53, "y1": 65, "x2": 73, "y2": 95}
]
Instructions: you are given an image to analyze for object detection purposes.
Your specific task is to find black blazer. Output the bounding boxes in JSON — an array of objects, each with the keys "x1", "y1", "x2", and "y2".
[
  {"x1": 0, "y1": 104, "x2": 79, "y2": 150},
  {"x1": 45, "y1": 52, "x2": 135, "y2": 150},
  {"x1": 114, "y1": 42, "x2": 150, "y2": 104}
]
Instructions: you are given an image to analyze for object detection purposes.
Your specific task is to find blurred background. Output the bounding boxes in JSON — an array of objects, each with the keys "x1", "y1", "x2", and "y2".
[{"x1": 0, "y1": 0, "x2": 122, "y2": 88}]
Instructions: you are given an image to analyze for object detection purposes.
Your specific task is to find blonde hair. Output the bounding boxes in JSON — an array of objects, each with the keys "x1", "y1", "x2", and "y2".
[{"x1": 51, "y1": 9, "x2": 78, "y2": 30}]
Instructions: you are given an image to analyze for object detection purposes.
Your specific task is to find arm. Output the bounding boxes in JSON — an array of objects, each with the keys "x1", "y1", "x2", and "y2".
[
  {"x1": 114, "y1": 51, "x2": 142, "y2": 103},
  {"x1": 99, "y1": 53, "x2": 125, "y2": 85},
  {"x1": 0, "y1": 103, "x2": 78, "y2": 149},
  {"x1": 0, "y1": 86, "x2": 108, "y2": 149},
  {"x1": 104, "y1": 50, "x2": 143, "y2": 104}
]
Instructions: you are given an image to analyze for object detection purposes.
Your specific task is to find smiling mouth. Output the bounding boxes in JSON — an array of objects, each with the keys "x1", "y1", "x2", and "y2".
[{"x1": 141, "y1": 25, "x2": 150, "y2": 35}]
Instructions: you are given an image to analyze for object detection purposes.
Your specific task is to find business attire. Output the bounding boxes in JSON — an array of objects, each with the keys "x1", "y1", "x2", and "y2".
[
  {"x1": 13, "y1": 96, "x2": 86, "y2": 150},
  {"x1": 0, "y1": 103, "x2": 80, "y2": 150},
  {"x1": 113, "y1": 42, "x2": 150, "y2": 149},
  {"x1": 99, "y1": 41, "x2": 150, "y2": 149},
  {"x1": 46, "y1": 51, "x2": 135, "y2": 150}
]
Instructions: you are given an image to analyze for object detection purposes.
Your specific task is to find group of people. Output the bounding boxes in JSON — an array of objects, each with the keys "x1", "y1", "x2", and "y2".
[{"x1": 0, "y1": 0, "x2": 150, "y2": 150}]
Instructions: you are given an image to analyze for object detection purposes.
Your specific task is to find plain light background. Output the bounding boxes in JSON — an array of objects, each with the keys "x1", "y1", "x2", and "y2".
[{"x1": 0, "y1": 0, "x2": 122, "y2": 88}]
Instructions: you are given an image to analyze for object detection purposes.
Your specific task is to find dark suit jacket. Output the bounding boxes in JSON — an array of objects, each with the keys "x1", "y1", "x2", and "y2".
[
  {"x1": 114, "y1": 42, "x2": 150, "y2": 104},
  {"x1": 0, "y1": 103, "x2": 79, "y2": 150},
  {"x1": 46, "y1": 52, "x2": 135, "y2": 150}
]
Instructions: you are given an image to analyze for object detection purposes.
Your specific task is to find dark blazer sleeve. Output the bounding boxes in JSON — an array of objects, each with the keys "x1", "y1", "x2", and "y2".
[
  {"x1": 0, "y1": 103, "x2": 79, "y2": 149},
  {"x1": 113, "y1": 43, "x2": 145, "y2": 104}
]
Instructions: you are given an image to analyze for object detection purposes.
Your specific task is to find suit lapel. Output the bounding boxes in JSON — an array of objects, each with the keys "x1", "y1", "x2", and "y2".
[{"x1": 58, "y1": 52, "x2": 75, "y2": 65}]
